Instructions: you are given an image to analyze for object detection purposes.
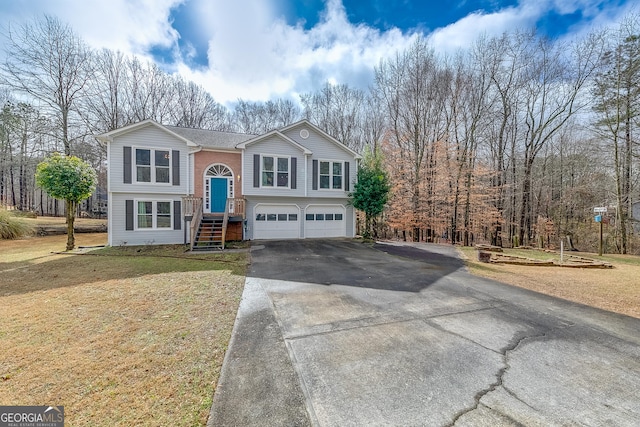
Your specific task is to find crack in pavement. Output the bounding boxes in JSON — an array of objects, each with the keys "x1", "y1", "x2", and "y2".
[{"x1": 446, "y1": 324, "x2": 575, "y2": 426}]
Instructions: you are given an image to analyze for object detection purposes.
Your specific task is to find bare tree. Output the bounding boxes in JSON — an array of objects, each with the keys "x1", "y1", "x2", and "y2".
[
  {"x1": 173, "y1": 80, "x2": 230, "y2": 130},
  {"x1": 82, "y1": 49, "x2": 129, "y2": 133},
  {"x1": 232, "y1": 98, "x2": 300, "y2": 134},
  {"x1": 374, "y1": 37, "x2": 450, "y2": 241},
  {"x1": 592, "y1": 15, "x2": 640, "y2": 253},
  {"x1": 516, "y1": 30, "x2": 603, "y2": 244},
  {"x1": 301, "y1": 82, "x2": 366, "y2": 151},
  {"x1": 447, "y1": 38, "x2": 494, "y2": 245},
  {"x1": 0, "y1": 15, "x2": 94, "y2": 155}
]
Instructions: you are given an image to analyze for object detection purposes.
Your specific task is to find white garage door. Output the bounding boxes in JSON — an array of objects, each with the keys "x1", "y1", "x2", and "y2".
[
  {"x1": 253, "y1": 204, "x2": 300, "y2": 239},
  {"x1": 304, "y1": 205, "x2": 346, "y2": 238}
]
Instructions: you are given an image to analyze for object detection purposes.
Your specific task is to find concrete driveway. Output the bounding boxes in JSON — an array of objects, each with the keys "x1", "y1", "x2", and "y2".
[{"x1": 208, "y1": 240, "x2": 640, "y2": 426}]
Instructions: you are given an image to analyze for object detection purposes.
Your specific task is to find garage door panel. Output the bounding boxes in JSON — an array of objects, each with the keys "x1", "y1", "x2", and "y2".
[
  {"x1": 254, "y1": 204, "x2": 300, "y2": 240},
  {"x1": 304, "y1": 205, "x2": 346, "y2": 238}
]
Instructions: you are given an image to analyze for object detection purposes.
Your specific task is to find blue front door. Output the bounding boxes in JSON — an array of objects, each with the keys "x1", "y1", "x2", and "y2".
[{"x1": 210, "y1": 178, "x2": 228, "y2": 212}]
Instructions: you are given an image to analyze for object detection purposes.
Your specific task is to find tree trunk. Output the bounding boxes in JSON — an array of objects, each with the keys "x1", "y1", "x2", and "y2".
[{"x1": 66, "y1": 199, "x2": 75, "y2": 250}]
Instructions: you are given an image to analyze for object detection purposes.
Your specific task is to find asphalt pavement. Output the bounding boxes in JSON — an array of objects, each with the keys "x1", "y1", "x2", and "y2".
[{"x1": 208, "y1": 239, "x2": 640, "y2": 426}]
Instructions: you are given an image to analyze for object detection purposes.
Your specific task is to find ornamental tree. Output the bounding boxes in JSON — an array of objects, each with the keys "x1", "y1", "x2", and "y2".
[
  {"x1": 350, "y1": 146, "x2": 390, "y2": 239},
  {"x1": 35, "y1": 153, "x2": 97, "y2": 250}
]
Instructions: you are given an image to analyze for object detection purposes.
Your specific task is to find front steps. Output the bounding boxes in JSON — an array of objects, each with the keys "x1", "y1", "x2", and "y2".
[{"x1": 192, "y1": 216, "x2": 224, "y2": 250}]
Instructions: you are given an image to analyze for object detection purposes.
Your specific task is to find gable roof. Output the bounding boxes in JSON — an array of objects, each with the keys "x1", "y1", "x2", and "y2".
[
  {"x1": 95, "y1": 119, "x2": 361, "y2": 159},
  {"x1": 279, "y1": 119, "x2": 362, "y2": 159},
  {"x1": 95, "y1": 119, "x2": 255, "y2": 151},
  {"x1": 236, "y1": 128, "x2": 313, "y2": 155},
  {"x1": 95, "y1": 119, "x2": 197, "y2": 147}
]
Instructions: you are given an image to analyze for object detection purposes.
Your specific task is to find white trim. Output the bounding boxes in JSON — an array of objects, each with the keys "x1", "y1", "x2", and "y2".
[
  {"x1": 96, "y1": 119, "x2": 198, "y2": 147},
  {"x1": 236, "y1": 129, "x2": 313, "y2": 154},
  {"x1": 204, "y1": 163, "x2": 234, "y2": 213},
  {"x1": 107, "y1": 140, "x2": 113, "y2": 246},
  {"x1": 260, "y1": 154, "x2": 292, "y2": 190},
  {"x1": 134, "y1": 199, "x2": 174, "y2": 230},
  {"x1": 133, "y1": 146, "x2": 173, "y2": 185},
  {"x1": 317, "y1": 159, "x2": 345, "y2": 191},
  {"x1": 277, "y1": 120, "x2": 361, "y2": 159}
]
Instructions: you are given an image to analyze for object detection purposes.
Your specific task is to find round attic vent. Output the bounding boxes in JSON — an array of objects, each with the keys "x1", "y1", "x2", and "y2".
[{"x1": 300, "y1": 129, "x2": 309, "y2": 139}]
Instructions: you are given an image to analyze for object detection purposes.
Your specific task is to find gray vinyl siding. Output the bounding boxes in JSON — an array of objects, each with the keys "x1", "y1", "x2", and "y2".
[
  {"x1": 245, "y1": 196, "x2": 355, "y2": 240},
  {"x1": 242, "y1": 134, "x2": 307, "y2": 197},
  {"x1": 110, "y1": 193, "x2": 185, "y2": 246},
  {"x1": 107, "y1": 124, "x2": 189, "y2": 246},
  {"x1": 283, "y1": 125, "x2": 356, "y2": 197},
  {"x1": 242, "y1": 127, "x2": 357, "y2": 200},
  {"x1": 108, "y1": 125, "x2": 189, "y2": 195}
]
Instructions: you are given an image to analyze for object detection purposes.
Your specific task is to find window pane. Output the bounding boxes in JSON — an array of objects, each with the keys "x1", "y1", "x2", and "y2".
[
  {"x1": 263, "y1": 156, "x2": 274, "y2": 171},
  {"x1": 333, "y1": 162, "x2": 342, "y2": 175},
  {"x1": 156, "y1": 167, "x2": 170, "y2": 183},
  {"x1": 319, "y1": 161, "x2": 329, "y2": 174},
  {"x1": 262, "y1": 171, "x2": 274, "y2": 186},
  {"x1": 138, "y1": 201, "x2": 152, "y2": 214},
  {"x1": 326, "y1": 214, "x2": 334, "y2": 220},
  {"x1": 137, "y1": 201, "x2": 152, "y2": 228},
  {"x1": 277, "y1": 172, "x2": 289, "y2": 187},
  {"x1": 137, "y1": 166, "x2": 151, "y2": 182},
  {"x1": 315, "y1": 214, "x2": 324, "y2": 220},
  {"x1": 335, "y1": 213, "x2": 343, "y2": 220},
  {"x1": 157, "y1": 202, "x2": 171, "y2": 214},
  {"x1": 256, "y1": 213, "x2": 266, "y2": 221},
  {"x1": 306, "y1": 214, "x2": 314, "y2": 221},
  {"x1": 137, "y1": 214, "x2": 152, "y2": 228},
  {"x1": 277, "y1": 157, "x2": 288, "y2": 172},
  {"x1": 157, "y1": 215, "x2": 171, "y2": 228},
  {"x1": 288, "y1": 214, "x2": 297, "y2": 221},
  {"x1": 320, "y1": 176, "x2": 330, "y2": 189},
  {"x1": 333, "y1": 175, "x2": 342, "y2": 189},
  {"x1": 155, "y1": 150, "x2": 170, "y2": 167},
  {"x1": 136, "y1": 149, "x2": 150, "y2": 166},
  {"x1": 277, "y1": 214, "x2": 287, "y2": 221},
  {"x1": 267, "y1": 214, "x2": 277, "y2": 221}
]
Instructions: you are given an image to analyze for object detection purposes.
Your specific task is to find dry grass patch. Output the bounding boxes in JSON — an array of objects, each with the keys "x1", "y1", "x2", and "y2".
[
  {"x1": 460, "y1": 247, "x2": 640, "y2": 319},
  {"x1": 0, "y1": 234, "x2": 247, "y2": 426}
]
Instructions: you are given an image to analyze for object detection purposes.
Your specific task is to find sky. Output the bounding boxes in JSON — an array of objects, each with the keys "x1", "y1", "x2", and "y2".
[{"x1": 0, "y1": 0, "x2": 636, "y2": 106}]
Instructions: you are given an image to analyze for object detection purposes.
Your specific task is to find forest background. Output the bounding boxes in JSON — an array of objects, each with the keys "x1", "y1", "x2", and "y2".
[{"x1": 1, "y1": 14, "x2": 639, "y2": 253}]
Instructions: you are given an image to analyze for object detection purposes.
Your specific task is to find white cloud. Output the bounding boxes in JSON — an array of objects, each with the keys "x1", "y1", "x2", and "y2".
[
  {"x1": 1, "y1": 0, "x2": 636, "y2": 107},
  {"x1": 0, "y1": 0, "x2": 182, "y2": 54},
  {"x1": 179, "y1": 0, "x2": 417, "y2": 105}
]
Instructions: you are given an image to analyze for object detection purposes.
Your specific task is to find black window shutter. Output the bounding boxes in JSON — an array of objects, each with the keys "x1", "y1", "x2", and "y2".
[
  {"x1": 173, "y1": 200, "x2": 181, "y2": 230},
  {"x1": 172, "y1": 150, "x2": 180, "y2": 186},
  {"x1": 344, "y1": 162, "x2": 350, "y2": 191},
  {"x1": 253, "y1": 154, "x2": 260, "y2": 187},
  {"x1": 291, "y1": 157, "x2": 297, "y2": 189},
  {"x1": 312, "y1": 160, "x2": 318, "y2": 190},
  {"x1": 123, "y1": 147, "x2": 132, "y2": 184},
  {"x1": 125, "y1": 200, "x2": 134, "y2": 230}
]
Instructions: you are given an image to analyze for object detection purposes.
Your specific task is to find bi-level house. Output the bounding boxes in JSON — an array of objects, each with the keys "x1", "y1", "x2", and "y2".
[{"x1": 97, "y1": 119, "x2": 361, "y2": 249}]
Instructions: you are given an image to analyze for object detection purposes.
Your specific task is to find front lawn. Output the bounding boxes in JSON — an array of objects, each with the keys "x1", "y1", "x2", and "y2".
[
  {"x1": 459, "y1": 246, "x2": 640, "y2": 319},
  {"x1": 0, "y1": 233, "x2": 247, "y2": 426}
]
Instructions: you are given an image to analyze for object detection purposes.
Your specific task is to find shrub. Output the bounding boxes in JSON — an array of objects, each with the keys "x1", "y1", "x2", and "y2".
[
  {"x1": 0, "y1": 208, "x2": 34, "y2": 239},
  {"x1": 11, "y1": 210, "x2": 38, "y2": 218}
]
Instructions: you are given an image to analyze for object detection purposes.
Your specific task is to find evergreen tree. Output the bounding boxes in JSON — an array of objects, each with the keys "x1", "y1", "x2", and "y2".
[{"x1": 351, "y1": 146, "x2": 390, "y2": 239}]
